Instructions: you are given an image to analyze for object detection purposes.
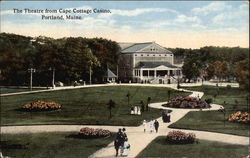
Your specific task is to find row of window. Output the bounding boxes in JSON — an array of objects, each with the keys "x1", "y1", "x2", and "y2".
[
  {"x1": 134, "y1": 70, "x2": 181, "y2": 77},
  {"x1": 134, "y1": 54, "x2": 173, "y2": 57}
]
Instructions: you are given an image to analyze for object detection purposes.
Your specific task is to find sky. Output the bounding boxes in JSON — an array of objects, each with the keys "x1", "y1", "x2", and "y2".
[{"x1": 0, "y1": 1, "x2": 249, "y2": 49}]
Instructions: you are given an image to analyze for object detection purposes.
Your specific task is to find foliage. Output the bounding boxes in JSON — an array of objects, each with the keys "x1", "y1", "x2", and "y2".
[
  {"x1": 166, "y1": 130, "x2": 196, "y2": 144},
  {"x1": 163, "y1": 96, "x2": 209, "y2": 109},
  {"x1": 78, "y1": 127, "x2": 111, "y2": 138},
  {"x1": 228, "y1": 111, "x2": 249, "y2": 124},
  {"x1": 21, "y1": 100, "x2": 61, "y2": 111},
  {"x1": 235, "y1": 59, "x2": 249, "y2": 90},
  {"x1": 0, "y1": 33, "x2": 120, "y2": 86},
  {"x1": 173, "y1": 46, "x2": 249, "y2": 83}
]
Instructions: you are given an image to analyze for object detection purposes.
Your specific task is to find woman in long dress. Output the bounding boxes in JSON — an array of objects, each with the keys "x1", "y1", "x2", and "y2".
[{"x1": 121, "y1": 138, "x2": 130, "y2": 157}]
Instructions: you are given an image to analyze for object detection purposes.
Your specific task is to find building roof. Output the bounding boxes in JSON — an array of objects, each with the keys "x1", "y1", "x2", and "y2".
[
  {"x1": 119, "y1": 42, "x2": 135, "y2": 50},
  {"x1": 135, "y1": 62, "x2": 179, "y2": 69},
  {"x1": 121, "y1": 42, "x2": 152, "y2": 53},
  {"x1": 121, "y1": 42, "x2": 172, "y2": 54},
  {"x1": 103, "y1": 68, "x2": 117, "y2": 78}
]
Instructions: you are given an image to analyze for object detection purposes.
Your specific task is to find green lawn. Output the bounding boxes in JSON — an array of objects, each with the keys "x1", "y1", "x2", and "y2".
[
  {"x1": 170, "y1": 85, "x2": 249, "y2": 136},
  {"x1": 136, "y1": 136, "x2": 248, "y2": 158},
  {"x1": 0, "y1": 87, "x2": 46, "y2": 94},
  {"x1": 1, "y1": 132, "x2": 115, "y2": 158},
  {"x1": 1, "y1": 86, "x2": 189, "y2": 126}
]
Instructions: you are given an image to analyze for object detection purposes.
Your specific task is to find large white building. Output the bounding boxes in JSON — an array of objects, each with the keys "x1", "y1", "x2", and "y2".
[{"x1": 118, "y1": 42, "x2": 182, "y2": 84}]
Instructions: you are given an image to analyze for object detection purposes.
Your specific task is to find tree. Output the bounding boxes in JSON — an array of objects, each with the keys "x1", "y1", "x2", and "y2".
[
  {"x1": 235, "y1": 59, "x2": 249, "y2": 90},
  {"x1": 140, "y1": 100, "x2": 145, "y2": 112},
  {"x1": 126, "y1": 92, "x2": 130, "y2": 106},
  {"x1": 167, "y1": 90, "x2": 171, "y2": 100},
  {"x1": 213, "y1": 61, "x2": 229, "y2": 81},
  {"x1": 107, "y1": 99, "x2": 116, "y2": 119},
  {"x1": 182, "y1": 57, "x2": 202, "y2": 82},
  {"x1": 146, "y1": 97, "x2": 151, "y2": 111}
]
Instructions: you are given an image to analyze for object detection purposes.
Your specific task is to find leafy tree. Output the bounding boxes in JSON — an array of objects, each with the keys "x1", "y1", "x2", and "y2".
[
  {"x1": 107, "y1": 99, "x2": 116, "y2": 119},
  {"x1": 235, "y1": 59, "x2": 249, "y2": 90},
  {"x1": 146, "y1": 97, "x2": 151, "y2": 111},
  {"x1": 126, "y1": 92, "x2": 130, "y2": 106}
]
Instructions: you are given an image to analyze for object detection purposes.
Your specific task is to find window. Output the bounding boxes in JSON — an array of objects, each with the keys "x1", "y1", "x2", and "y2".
[
  {"x1": 135, "y1": 54, "x2": 137, "y2": 56},
  {"x1": 141, "y1": 54, "x2": 143, "y2": 56}
]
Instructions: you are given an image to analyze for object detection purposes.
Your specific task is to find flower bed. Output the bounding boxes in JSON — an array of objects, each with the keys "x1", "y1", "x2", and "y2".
[
  {"x1": 228, "y1": 111, "x2": 249, "y2": 124},
  {"x1": 78, "y1": 127, "x2": 111, "y2": 138},
  {"x1": 21, "y1": 100, "x2": 61, "y2": 111},
  {"x1": 166, "y1": 130, "x2": 196, "y2": 144},
  {"x1": 163, "y1": 96, "x2": 209, "y2": 109}
]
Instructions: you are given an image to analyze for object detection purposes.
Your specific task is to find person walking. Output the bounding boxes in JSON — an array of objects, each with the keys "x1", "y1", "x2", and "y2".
[
  {"x1": 120, "y1": 128, "x2": 127, "y2": 156},
  {"x1": 149, "y1": 120, "x2": 154, "y2": 133},
  {"x1": 121, "y1": 138, "x2": 130, "y2": 157},
  {"x1": 114, "y1": 128, "x2": 123, "y2": 157},
  {"x1": 154, "y1": 120, "x2": 159, "y2": 133},
  {"x1": 142, "y1": 120, "x2": 147, "y2": 132}
]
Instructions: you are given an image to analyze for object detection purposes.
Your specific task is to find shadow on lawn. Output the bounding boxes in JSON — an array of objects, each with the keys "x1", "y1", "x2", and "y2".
[{"x1": 0, "y1": 141, "x2": 28, "y2": 149}]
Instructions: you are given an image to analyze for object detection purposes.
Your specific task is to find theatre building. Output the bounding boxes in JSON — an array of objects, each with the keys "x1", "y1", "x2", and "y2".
[{"x1": 118, "y1": 42, "x2": 182, "y2": 84}]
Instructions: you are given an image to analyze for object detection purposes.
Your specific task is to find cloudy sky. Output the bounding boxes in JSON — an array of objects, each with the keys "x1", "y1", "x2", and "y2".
[{"x1": 0, "y1": 1, "x2": 249, "y2": 48}]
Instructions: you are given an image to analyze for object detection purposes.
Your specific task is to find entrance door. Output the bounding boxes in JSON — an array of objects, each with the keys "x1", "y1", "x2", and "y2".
[{"x1": 168, "y1": 79, "x2": 171, "y2": 84}]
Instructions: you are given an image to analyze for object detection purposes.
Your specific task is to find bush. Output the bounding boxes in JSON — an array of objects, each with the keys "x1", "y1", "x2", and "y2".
[
  {"x1": 78, "y1": 127, "x2": 111, "y2": 138},
  {"x1": 21, "y1": 100, "x2": 61, "y2": 111},
  {"x1": 166, "y1": 130, "x2": 196, "y2": 144},
  {"x1": 205, "y1": 98, "x2": 213, "y2": 105},
  {"x1": 228, "y1": 111, "x2": 250, "y2": 124},
  {"x1": 163, "y1": 96, "x2": 209, "y2": 109},
  {"x1": 226, "y1": 85, "x2": 231, "y2": 89}
]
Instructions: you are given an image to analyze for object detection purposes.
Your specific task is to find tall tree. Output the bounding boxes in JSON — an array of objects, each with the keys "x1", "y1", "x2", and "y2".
[{"x1": 235, "y1": 59, "x2": 249, "y2": 90}]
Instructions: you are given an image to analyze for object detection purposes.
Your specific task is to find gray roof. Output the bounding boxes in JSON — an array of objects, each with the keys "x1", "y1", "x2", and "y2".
[
  {"x1": 135, "y1": 62, "x2": 179, "y2": 69},
  {"x1": 121, "y1": 42, "x2": 152, "y2": 53},
  {"x1": 103, "y1": 68, "x2": 117, "y2": 78}
]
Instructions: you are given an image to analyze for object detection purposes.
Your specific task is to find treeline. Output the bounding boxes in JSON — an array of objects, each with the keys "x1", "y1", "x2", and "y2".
[
  {"x1": 0, "y1": 33, "x2": 120, "y2": 86},
  {"x1": 170, "y1": 47, "x2": 249, "y2": 90},
  {"x1": 0, "y1": 33, "x2": 249, "y2": 90}
]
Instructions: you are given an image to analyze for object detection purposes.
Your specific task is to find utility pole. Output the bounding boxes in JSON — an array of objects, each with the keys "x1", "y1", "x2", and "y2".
[
  {"x1": 28, "y1": 68, "x2": 36, "y2": 91},
  {"x1": 89, "y1": 64, "x2": 92, "y2": 85},
  {"x1": 116, "y1": 65, "x2": 119, "y2": 81},
  {"x1": 49, "y1": 67, "x2": 55, "y2": 88}
]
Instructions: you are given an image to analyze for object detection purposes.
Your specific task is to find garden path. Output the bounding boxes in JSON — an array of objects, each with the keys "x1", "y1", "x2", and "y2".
[{"x1": 1, "y1": 84, "x2": 248, "y2": 158}]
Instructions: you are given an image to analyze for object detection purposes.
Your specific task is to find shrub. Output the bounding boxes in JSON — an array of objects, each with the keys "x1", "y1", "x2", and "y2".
[
  {"x1": 163, "y1": 96, "x2": 209, "y2": 109},
  {"x1": 166, "y1": 130, "x2": 196, "y2": 144},
  {"x1": 205, "y1": 98, "x2": 213, "y2": 105},
  {"x1": 21, "y1": 100, "x2": 61, "y2": 111},
  {"x1": 228, "y1": 111, "x2": 250, "y2": 124},
  {"x1": 78, "y1": 127, "x2": 111, "y2": 138},
  {"x1": 226, "y1": 85, "x2": 231, "y2": 89}
]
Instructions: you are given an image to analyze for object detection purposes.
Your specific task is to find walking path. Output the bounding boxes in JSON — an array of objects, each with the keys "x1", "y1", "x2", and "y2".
[{"x1": 1, "y1": 84, "x2": 248, "y2": 158}]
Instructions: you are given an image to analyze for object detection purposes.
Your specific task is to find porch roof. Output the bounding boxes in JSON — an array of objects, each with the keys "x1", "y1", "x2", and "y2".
[{"x1": 135, "y1": 62, "x2": 179, "y2": 69}]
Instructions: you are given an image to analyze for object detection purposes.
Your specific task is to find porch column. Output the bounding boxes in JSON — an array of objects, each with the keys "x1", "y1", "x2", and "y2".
[
  {"x1": 154, "y1": 69, "x2": 156, "y2": 78},
  {"x1": 140, "y1": 69, "x2": 143, "y2": 79},
  {"x1": 148, "y1": 70, "x2": 149, "y2": 78}
]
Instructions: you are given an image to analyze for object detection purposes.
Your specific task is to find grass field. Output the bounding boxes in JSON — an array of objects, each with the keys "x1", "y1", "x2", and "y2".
[
  {"x1": 170, "y1": 85, "x2": 249, "y2": 136},
  {"x1": 1, "y1": 132, "x2": 115, "y2": 158},
  {"x1": 136, "y1": 136, "x2": 248, "y2": 158},
  {"x1": 0, "y1": 87, "x2": 46, "y2": 94},
  {"x1": 1, "y1": 86, "x2": 189, "y2": 126}
]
